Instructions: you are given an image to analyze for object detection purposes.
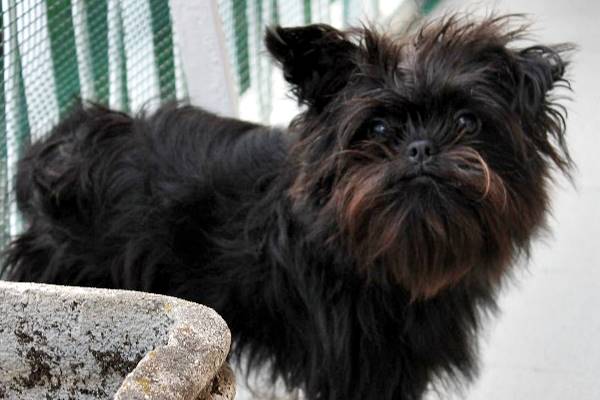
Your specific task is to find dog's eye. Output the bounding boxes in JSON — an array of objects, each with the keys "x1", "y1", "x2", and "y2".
[
  {"x1": 368, "y1": 118, "x2": 390, "y2": 138},
  {"x1": 455, "y1": 112, "x2": 479, "y2": 134}
]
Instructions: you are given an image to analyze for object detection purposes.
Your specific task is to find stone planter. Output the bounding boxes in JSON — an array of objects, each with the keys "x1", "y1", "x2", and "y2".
[{"x1": 0, "y1": 281, "x2": 235, "y2": 399}]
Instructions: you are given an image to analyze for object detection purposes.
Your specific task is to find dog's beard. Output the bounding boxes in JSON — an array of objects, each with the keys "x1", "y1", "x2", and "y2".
[{"x1": 307, "y1": 145, "x2": 527, "y2": 299}]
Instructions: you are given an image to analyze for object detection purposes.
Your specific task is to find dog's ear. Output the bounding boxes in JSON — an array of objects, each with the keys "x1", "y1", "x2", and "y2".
[
  {"x1": 265, "y1": 24, "x2": 357, "y2": 109},
  {"x1": 512, "y1": 45, "x2": 568, "y2": 119},
  {"x1": 510, "y1": 44, "x2": 572, "y2": 171}
]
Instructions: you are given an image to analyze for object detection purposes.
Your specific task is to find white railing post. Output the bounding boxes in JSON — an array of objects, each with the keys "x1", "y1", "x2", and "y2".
[{"x1": 170, "y1": 0, "x2": 238, "y2": 117}]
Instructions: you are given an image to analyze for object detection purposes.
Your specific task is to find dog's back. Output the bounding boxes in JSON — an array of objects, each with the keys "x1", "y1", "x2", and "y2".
[{"x1": 2, "y1": 103, "x2": 287, "y2": 292}]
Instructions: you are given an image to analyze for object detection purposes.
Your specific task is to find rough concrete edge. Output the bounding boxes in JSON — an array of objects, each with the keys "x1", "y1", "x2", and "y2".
[
  {"x1": 0, "y1": 282, "x2": 219, "y2": 315},
  {"x1": 196, "y1": 363, "x2": 236, "y2": 400},
  {"x1": 0, "y1": 282, "x2": 233, "y2": 400},
  {"x1": 111, "y1": 292, "x2": 232, "y2": 400}
]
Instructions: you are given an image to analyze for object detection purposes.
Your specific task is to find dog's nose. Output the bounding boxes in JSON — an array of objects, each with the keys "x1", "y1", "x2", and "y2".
[{"x1": 406, "y1": 140, "x2": 434, "y2": 164}]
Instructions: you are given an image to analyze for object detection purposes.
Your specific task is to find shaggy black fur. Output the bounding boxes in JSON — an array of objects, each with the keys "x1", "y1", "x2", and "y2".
[{"x1": 2, "y1": 15, "x2": 572, "y2": 400}]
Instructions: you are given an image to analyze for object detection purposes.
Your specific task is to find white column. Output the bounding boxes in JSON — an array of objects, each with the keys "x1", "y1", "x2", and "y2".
[{"x1": 170, "y1": 0, "x2": 238, "y2": 117}]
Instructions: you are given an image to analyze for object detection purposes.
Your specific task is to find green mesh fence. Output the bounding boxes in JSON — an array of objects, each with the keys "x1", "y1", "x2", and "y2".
[
  {"x1": 218, "y1": 0, "x2": 366, "y2": 99},
  {"x1": 1, "y1": 0, "x2": 438, "y2": 254},
  {"x1": 0, "y1": 0, "x2": 186, "y2": 252},
  {"x1": 215, "y1": 0, "x2": 437, "y2": 122}
]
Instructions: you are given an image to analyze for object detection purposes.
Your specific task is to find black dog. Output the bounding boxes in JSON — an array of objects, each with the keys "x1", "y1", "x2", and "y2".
[{"x1": 2, "y1": 15, "x2": 572, "y2": 400}]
